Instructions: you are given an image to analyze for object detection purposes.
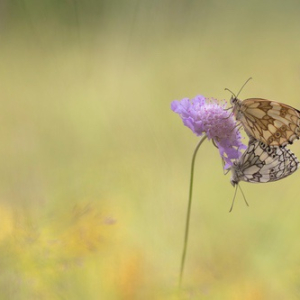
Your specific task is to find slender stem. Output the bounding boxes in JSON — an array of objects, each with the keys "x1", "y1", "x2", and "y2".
[{"x1": 179, "y1": 135, "x2": 207, "y2": 288}]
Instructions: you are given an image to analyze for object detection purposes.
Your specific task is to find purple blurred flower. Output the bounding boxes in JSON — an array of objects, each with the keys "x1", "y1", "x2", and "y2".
[{"x1": 171, "y1": 95, "x2": 246, "y2": 168}]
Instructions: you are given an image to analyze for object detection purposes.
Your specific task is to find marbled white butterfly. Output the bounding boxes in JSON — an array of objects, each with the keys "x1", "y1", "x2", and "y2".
[{"x1": 230, "y1": 139, "x2": 299, "y2": 186}]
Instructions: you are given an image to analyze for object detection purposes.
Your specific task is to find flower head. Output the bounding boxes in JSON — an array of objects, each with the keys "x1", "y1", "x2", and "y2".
[{"x1": 171, "y1": 95, "x2": 246, "y2": 168}]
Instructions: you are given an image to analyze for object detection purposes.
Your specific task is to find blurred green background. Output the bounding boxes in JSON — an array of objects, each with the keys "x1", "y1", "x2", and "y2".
[{"x1": 2, "y1": 0, "x2": 300, "y2": 299}]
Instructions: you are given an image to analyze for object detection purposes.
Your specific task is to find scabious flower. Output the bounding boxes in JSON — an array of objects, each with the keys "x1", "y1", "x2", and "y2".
[{"x1": 171, "y1": 95, "x2": 246, "y2": 169}]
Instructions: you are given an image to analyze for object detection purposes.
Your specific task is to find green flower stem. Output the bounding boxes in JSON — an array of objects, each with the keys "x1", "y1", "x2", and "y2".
[{"x1": 179, "y1": 134, "x2": 208, "y2": 288}]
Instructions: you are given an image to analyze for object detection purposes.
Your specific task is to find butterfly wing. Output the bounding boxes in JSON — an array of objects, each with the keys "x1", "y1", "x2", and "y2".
[
  {"x1": 230, "y1": 139, "x2": 299, "y2": 185},
  {"x1": 255, "y1": 145, "x2": 299, "y2": 182},
  {"x1": 233, "y1": 98, "x2": 300, "y2": 146}
]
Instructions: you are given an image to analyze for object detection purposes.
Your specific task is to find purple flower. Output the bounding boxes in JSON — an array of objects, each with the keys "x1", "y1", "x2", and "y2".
[{"x1": 171, "y1": 95, "x2": 246, "y2": 168}]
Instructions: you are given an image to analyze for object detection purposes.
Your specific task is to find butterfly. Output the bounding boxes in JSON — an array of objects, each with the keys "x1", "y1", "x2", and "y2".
[
  {"x1": 231, "y1": 96, "x2": 300, "y2": 146},
  {"x1": 230, "y1": 139, "x2": 299, "y2": 187},
  {"x1": 228, "y1": 139, "x2": 299, "y2": 211}
]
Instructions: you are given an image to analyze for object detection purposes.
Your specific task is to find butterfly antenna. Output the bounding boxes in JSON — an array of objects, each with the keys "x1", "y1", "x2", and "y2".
[
  {"x1": 236, "y1": 77, "x2": 252, "y2": 98},
  {"x1": 238, "y1": 184, "x2": 249, "y2": 207},
  {"x1": 224, "y1": 77, "x2": 253, "y2": 99},
  {"x1": 224, "y1": 88, "x2": 236, "y2": 99},
  {"x1": 229, "y1": 184, "x2": 238, "y2": 212}
]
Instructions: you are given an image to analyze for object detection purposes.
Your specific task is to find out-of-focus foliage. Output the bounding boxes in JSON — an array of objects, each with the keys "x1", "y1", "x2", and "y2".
[{"x1": 1, "y1": 0, "x2": 300, "y2": 299}]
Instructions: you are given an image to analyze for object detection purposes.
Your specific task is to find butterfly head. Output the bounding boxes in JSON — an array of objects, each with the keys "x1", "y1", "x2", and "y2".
[
  {"x1": 226, "y1": 77, "x2": 252, "y2": 111},
  {"x1": 230, "y1": 96, "x2": 238, "y2": 106},
  {"x1": 225, "y1": 90, "x2": 242, "y2": 118},
  {"x1": 230, "y1": 176, "x2": 239, "y2": 187},
  {"x1": 230, "y1": 163, "x2": 239, "y2": 187},
  {"x1": 230, "y1": 179, "x2": 238, "y2": 187}
]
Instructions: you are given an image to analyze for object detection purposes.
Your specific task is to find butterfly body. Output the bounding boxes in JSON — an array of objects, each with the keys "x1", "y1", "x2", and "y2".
[
  {"x1": 230, "y1": 139, "x2": 299, "y2": 186},
  {"x1": 231, "y1": 97, "x2": 300, "y2": 146}
]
